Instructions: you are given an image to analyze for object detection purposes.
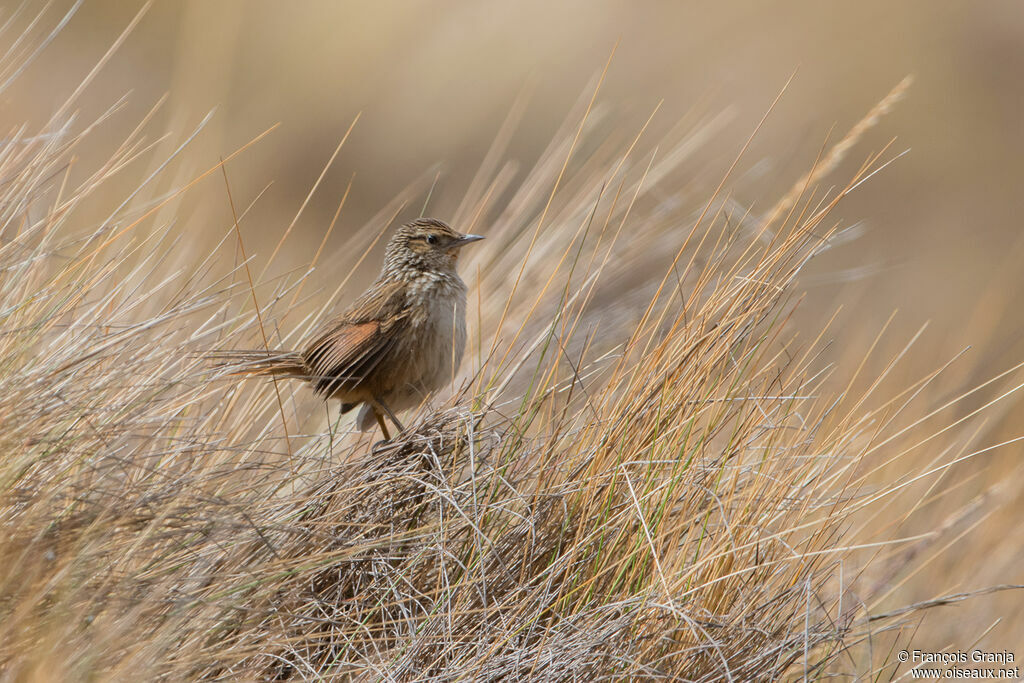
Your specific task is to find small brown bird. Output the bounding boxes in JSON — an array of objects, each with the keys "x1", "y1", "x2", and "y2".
[{"x1": 225, "y1": 218, "x2": 484, "y2": 439}]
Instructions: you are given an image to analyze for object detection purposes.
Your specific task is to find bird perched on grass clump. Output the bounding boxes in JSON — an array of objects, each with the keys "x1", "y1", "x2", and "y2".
[{"x1": 222, "y1": 218, "x2": 484, "y2": 439}]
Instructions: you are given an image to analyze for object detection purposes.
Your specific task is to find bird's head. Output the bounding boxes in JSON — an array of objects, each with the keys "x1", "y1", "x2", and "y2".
[{"x1": 383, "y1": 218, "x2": 484, "y2": 275}]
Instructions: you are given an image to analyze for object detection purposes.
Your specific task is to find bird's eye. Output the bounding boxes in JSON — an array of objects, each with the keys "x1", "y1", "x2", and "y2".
[{"x1": 426, "y1": 235, "x2": 438, "y2": 245}]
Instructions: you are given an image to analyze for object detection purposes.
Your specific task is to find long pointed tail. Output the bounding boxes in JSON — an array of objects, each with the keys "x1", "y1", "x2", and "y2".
[{"x1": 207, "y1": 350, "x2": 307, "y2": 378}]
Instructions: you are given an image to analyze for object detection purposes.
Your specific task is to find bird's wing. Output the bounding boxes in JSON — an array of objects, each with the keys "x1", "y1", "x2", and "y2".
[{"x1": 301, "y1": 279, "x2": 409, "y2": 398}]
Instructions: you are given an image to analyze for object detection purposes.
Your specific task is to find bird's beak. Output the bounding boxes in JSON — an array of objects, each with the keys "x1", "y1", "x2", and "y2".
[{"x1": 452, "y1": 234, "x2": 485, "y2": 249}]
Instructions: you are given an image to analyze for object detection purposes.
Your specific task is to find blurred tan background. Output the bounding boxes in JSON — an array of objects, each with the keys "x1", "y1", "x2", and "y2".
[{"x1": 6, "y1": 0, "x2": 1024, "y2": 653}]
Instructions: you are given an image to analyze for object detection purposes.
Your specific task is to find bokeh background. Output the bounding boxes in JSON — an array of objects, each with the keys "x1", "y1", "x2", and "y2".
[{"x1": 6, "y1": 0, "x2": 1023, "y2": 656}]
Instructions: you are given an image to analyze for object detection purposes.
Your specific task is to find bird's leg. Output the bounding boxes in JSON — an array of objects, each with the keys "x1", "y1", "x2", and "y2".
[
  {"x1": 326, "y1": 401, "x2": 334, "y2": 453},
  {"x1": 373, "y1": 409, "x2": 391, "y2": 440},
  {"x1": 370, "y1": 397, "x2": 405, "y2": 436},
  {"x1": 378, "y1": 401, "x2": 405, "y2": 433}
]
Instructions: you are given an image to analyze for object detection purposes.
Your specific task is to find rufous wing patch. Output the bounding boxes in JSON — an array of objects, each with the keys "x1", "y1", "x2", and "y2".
[{"x1": 304, "y1": 320, "x2": 389, "y2": 397}]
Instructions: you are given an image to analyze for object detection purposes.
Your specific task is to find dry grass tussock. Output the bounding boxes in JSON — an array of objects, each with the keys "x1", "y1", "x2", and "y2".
[{"x1": 1, "y1": 23, "x2": 1021, "y2": 683}]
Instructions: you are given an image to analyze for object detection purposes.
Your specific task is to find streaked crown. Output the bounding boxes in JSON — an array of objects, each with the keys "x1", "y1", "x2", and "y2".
[{"x1": 382, "y1": 218, "x2": 484, "y2": 276}]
